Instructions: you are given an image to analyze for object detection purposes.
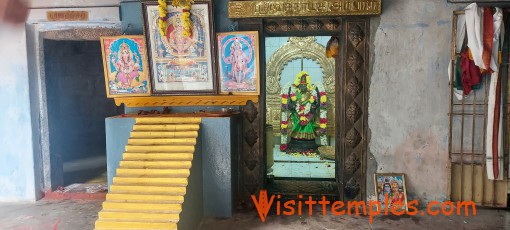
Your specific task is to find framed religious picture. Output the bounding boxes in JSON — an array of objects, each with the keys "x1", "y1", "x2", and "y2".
[
  {"x1": 217, "y1": 31, "x2": 260, "y2": 95},
  {"x1": 142, "y1": 0, "x2": 216, "y2": 95},
  {"x1": 374, "y1": 173, "x2": 408, "y2": 212},
  {"x1": 100, "y1": 35, "x2": 151, "y2": 98}
]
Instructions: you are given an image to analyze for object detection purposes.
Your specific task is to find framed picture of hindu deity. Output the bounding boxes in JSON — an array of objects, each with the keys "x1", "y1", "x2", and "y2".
[
  {"x1": 217, "y1": 31, "x2": 260, "y2": 95},
  {"x1": 100, "y1": 35, "x2": 151, "y2": 98},
  {"x1": 142, "y1": 1, "x2": 216, "y2": 95},
  {"x1": 374, "y1": 173, "x2": 408, "y2": 212}
]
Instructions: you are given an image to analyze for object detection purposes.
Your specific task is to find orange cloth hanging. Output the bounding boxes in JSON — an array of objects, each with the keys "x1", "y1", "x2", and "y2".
[{"x1": 482, "y1": 7, "x2": 494, "y2": 73}]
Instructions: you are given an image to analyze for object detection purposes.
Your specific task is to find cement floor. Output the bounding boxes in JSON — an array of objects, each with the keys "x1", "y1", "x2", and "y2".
[{"x1": 0, "y1": 199, "x2": 508, "y2": 230}]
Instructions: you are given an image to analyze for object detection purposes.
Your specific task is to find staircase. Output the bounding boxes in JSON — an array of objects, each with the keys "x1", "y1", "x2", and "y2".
[{"x1": 95, "y1": 117, "x2": 201, "y2": 230}]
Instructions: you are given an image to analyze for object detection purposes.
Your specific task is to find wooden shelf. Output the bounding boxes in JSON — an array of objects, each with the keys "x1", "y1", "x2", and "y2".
[{"x1": 114, "y1": 95, "x2": 259, "y2": 107}]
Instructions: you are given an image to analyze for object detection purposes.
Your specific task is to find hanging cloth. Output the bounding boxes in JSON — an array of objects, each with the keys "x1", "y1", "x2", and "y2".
[
  {"x1": 484, "y1": 7, "x2": 504, "y2": 181},
  {"x1": 465, "y1": 3, "x2": 504, "y2": 180},
  {"x1": 465, "y1": 3, "x2": 485, "y2": 69},
  {"x1": 482, "y1": 7, "x2": 494, "y2": 73},
  {"x1": 460, "y1": 48, "x2": 482, "y2": 95},
  {"x1": 486, "y1": 70, "x2": 504, "y2": 180},
  {"x1": 449, "y1": 14, "x2": 466, "y2": 100}
]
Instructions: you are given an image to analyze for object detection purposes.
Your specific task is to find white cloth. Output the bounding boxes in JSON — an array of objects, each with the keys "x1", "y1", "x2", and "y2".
[
  {"x1": 485, "y1": 7, "x2": 504, "y2": 181},
  {"x1": 464, "y1": 3, "x2": 505, "y2": 180},
  {"x1": 485, "y1": 71, "x2": 504, "y2": 180},
  {"x1": 490, "y1": 8, "x2": 503, "y2": 72},
  {"x1": 456, "y1": 14, "x2": 466, "y2": 54},
  {"x1": 465, "y1": 3, "x2": 485, "y2": 69},
  {"x1": 448, "y1": 14, "x2": 466, "y2": 101}
]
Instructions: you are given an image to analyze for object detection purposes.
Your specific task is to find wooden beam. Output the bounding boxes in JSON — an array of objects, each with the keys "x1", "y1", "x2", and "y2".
[{"x1": 114, "y1": 95, "x2": 259, "y2": 107}]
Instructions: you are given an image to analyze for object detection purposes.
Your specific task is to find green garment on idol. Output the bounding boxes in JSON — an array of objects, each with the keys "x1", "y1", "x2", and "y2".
[{"x1": 289, "y1": 89, "x2": 317, "y2": 140}]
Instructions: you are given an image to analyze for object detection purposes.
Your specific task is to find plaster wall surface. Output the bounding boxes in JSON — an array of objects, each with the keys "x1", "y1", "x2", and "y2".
[
  {"x1": 0, "y1": 24, "x2": 36, "y2": 202},
  {"x1": 27, "y1": 0, "x2": 120, "y2": 8},
  {"x1": 368, "y1": 0, "x2": 466, "y2": 204}
]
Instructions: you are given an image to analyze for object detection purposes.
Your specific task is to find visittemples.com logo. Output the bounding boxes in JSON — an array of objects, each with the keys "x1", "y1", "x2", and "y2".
[{"x1": 252, "y1": 190, "x2": 476, "y2": 223}]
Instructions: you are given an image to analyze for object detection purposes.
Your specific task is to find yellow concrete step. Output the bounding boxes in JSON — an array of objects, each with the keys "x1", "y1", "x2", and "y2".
[
  {"x1": 109, "y1": 185, "x2": 186, "y2": 195},
  {"x1": 106, "y1": 193, "x2": 184, "y2": 204},
  {"x1": 125, "y1": 145, "x2": 195, "y2": 153},
  {"x1": 130, "y1": 131, "x2": 198, "y2": 139},
  {"x1": 95, "y1": 220, "x2": 177, "y2": 229},
  {"x1": 122, "y1": 153, "x2": 193, "y2": 161},
  {"x1": 133, "y1": 124, "x2": 199, "y2": 132},
  {"x1": 96, "y1": 118, "x2": 201, "y2": 229},
  {"x1": 116, "y1": 168, "x2": 189, "y2": 177},
  {"x1": 119, "y1": 161, "x2": 192, "y2": 169},
  {"x1": 135, "y1": 117, "x2": 201, "y2": 124},
  {"x1": 127, "y1": 138, "x2": 196, "y2": 146},
  {"x1": 102, "y1": 202, "x2": 182, "y2": 213},
  {"x1": 98, "y1": 211, "x2": 180, "y2": 223},
  {"x1": 113, "y1": 177, "x2": 188, "y2": 187}
]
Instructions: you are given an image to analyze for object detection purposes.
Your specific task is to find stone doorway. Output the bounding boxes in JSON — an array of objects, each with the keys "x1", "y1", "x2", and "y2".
[
  {"x1": 26, "y1": 8, "x2": 121, "y2": 194},
  {"x1": 237, "y1": 18, "x2": 370, "y2": 207}
]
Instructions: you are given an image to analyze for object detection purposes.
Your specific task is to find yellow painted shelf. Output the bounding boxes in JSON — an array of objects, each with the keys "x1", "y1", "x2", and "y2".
[{"x1": 114, "y1": 95, "x2": 259, "y2": 107}]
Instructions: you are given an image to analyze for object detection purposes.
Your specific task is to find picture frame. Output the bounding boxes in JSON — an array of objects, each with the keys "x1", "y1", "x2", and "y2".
[
  {"x1": 374, "y1": 173, "x2": 408, "y2": 212},
  {"x1": 217, "y1": 31, "x2": 260, "y2": 95},
  {"x1": 142, "y1": 0, "x2": 216, "y2": 95},
  {"x1": 100, "y1": 35, "x2": 151, "y2": 98}
]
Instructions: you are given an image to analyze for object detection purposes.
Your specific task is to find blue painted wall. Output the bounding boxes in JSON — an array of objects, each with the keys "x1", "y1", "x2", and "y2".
[
  {"x1": 0, "y1": 25, "x2": 37, "y2": 201},
  {"x1": 120, "y1": 0, "x2": 234, "y2": 35},
  {"x1": 105, "y1": 117, "x2": 136, "y2": 188},
  {"x1": 44, "y1": 40, "x2": 121, "y2": 164}
]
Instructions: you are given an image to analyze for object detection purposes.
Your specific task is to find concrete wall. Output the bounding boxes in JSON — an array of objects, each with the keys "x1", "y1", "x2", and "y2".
[
  {"x1": 0, "y1": 24, "x2": 37, "y2": 202},
  {"x1": 27, "y1": 0, "x2": 120, "y2": 8},
  {"x1": 367, "y1": 0, "x2": 466, "y2": 204}
]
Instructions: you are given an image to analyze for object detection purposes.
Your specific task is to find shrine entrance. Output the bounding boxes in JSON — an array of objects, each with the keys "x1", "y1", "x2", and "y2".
[
  {"x1": 235, "y1": 16, "x2": 373, "y2": 205},
  {"x1": 265, "y1": 36, "x2": 337, "y2": 195}
]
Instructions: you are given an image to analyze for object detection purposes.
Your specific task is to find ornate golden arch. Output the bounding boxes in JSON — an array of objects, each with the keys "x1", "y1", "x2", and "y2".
[{"x1": 265, "y1": 36, "x2": 335, "y2": 135}]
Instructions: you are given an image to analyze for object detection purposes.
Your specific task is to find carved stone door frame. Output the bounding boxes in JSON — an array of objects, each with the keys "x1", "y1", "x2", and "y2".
[{"x1": 237, "y1": 18, "x2": 370, "y2": 209}]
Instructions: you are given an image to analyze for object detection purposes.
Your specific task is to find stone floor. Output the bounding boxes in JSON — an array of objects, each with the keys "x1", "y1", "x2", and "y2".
[{"x1": 0, "y1": 199, "x2": 509, "y2": 229}]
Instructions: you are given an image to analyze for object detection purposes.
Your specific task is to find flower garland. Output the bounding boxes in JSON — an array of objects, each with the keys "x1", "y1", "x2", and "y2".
[
  {"x1": 316, "y1": 83, "x2": 328, "y2": 146},
  {"x1": 280, "y1": 83, "x2": 291, "y2": 152},
  {"x1": 157, "y1": 0, "x2": 168, "y2": 38},
  {"x1": 280, "y1": 72, "x2": 328, "y2": 152},
  {"x1": 158, "y1": 0, "x2": 194, "y2": 38}
]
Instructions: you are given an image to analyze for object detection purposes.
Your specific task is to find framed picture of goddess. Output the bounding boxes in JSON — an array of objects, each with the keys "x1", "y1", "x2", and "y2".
[
  {"x1": 100, "y1": 35, "x2": 151, "y2": 97},
  {"x1": 217, "y1": 31, "x2": 260, "y2": 95},
  {"x1": 142, "y1": 1, "x2": 216, "y2": 95}
]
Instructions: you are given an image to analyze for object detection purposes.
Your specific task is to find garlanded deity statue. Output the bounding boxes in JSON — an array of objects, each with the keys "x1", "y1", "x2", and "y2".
[
  {"x1": 280, "y1": 71, "x2": 328, "y2": 153},
  {"x1": 111, "y1": 42, "x2": 140, "y2": 87}
]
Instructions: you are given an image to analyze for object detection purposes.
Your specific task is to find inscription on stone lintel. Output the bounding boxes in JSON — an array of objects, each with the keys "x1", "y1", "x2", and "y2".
[
  {"x1": 228, "y1": 0, "x2": 381, "y2": 18},
  {"x1": 47, "y1": 11, "x2": 89, "y2": 21}
]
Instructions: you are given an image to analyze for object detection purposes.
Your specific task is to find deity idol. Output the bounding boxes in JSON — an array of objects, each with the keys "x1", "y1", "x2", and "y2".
[
  {"x1": 112, "y1": 42, "x2": 140, "y2": 87},
  {"x1": 167, "y1": 15, "x2": 194, "y2": 56},
  {"x1": 280, "y1": 71, "x2": 328, "y2": 153},
  {"x1": 227, "y1": 38, "x2": 250, "y2": 83}
]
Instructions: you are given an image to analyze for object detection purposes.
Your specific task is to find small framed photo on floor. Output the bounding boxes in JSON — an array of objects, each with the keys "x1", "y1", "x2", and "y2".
[
  {"x1": 374, "y1": 173, "x2": 408, "y2": 212},
  {"x1": 100, "y1": 35, "x2": 151, "y2": 97},
  {"x1": 142, "y1": 0, "x2": 216, "y2": 95},
  {"x1": 217, "y1": 31, "x2": 260, "y2": 95}
]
